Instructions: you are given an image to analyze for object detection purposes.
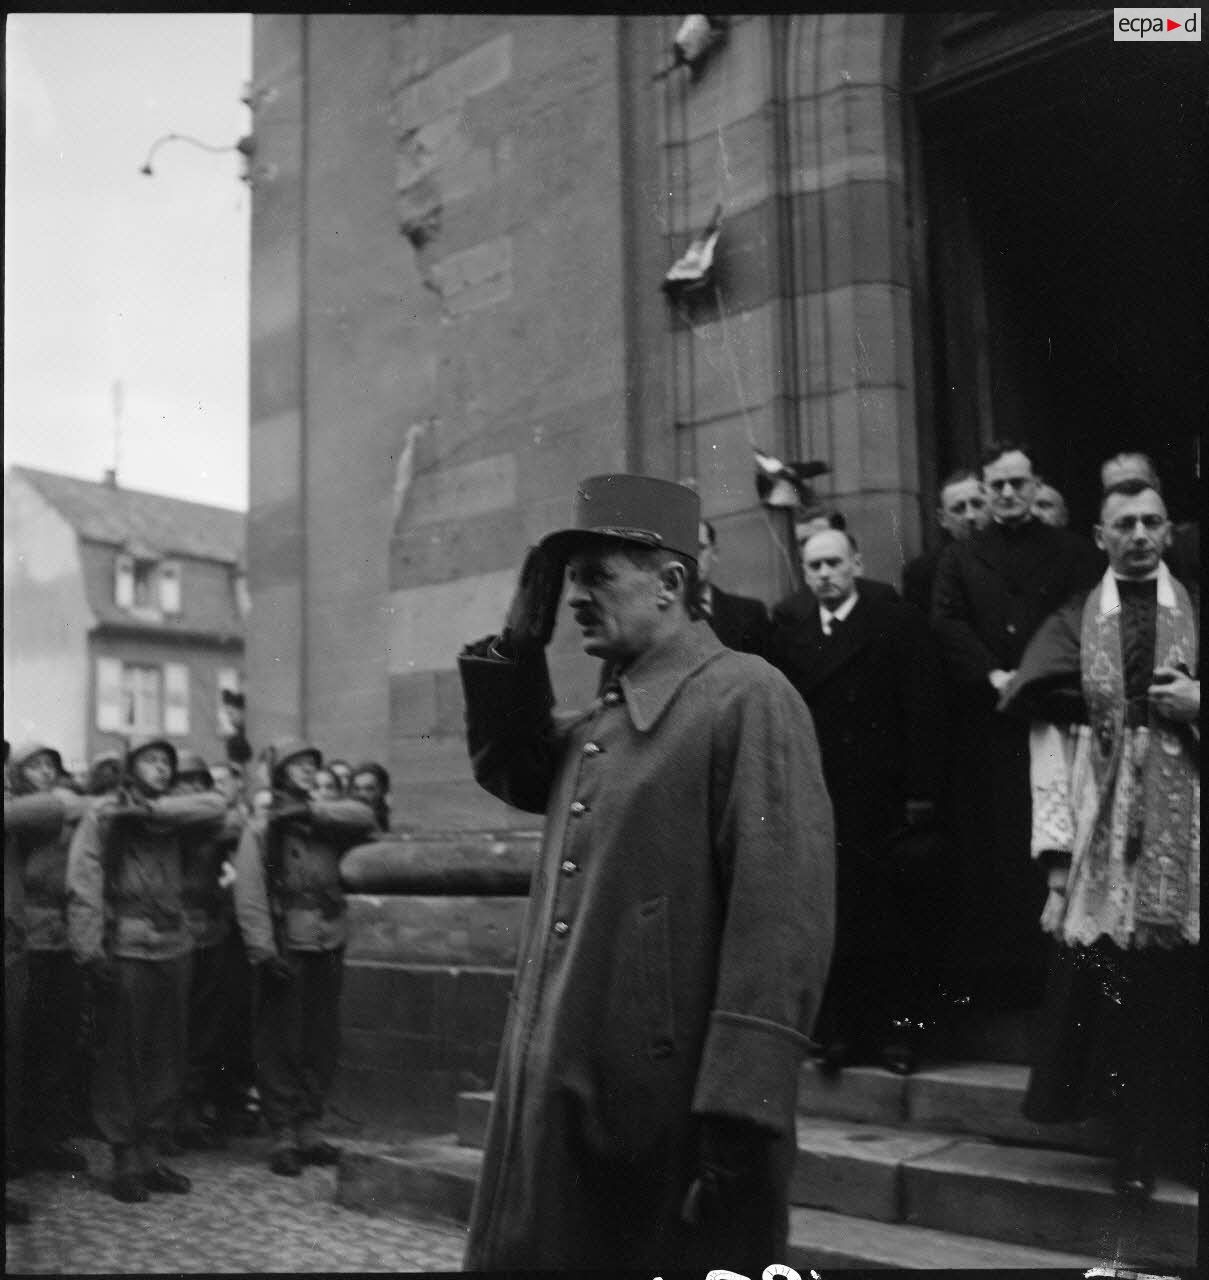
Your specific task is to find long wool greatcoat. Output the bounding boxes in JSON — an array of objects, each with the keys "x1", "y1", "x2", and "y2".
[
  {"x1": 459, "y1": 621, "x2": 835, "y2": 1271},
  {"x1": 931, "y1": 519, "x2": 1103, "y2": 995},
  {"x1": 705, "y1": 585, "x2": 770, "y2": 657},
  {"x1": 767, "y1": 588, "x2": 945, "y2": 960}
]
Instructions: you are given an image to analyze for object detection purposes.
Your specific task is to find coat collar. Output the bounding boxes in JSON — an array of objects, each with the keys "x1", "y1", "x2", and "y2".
[
  {"x1": 968, "y1": 517, "x2": 1056, "y2": 579},
  {"x1": 1098, "y1": 562, "x2": 1176, "y2": 616},
  {"x1": 773, "y1": 588, "x2": 874, "y2": 694},
  {"x1": 803, "y1": 589, "x2": 873, "y2": 687},
  {"x1": 604, "y1": 620, "x2": 726, "y2": 734}
]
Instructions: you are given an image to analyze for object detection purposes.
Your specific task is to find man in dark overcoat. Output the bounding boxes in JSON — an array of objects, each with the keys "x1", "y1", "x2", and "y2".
[
  {"x1": 458, "y1": 474, "x2": 835, "y2": 1273},
  {"x1": 932, "y1": 440, "x2": 1102, "y2": 1010},
  {"x1": 773, "y1": 508, "x2": 900, "y2": 640},
  {"x1": 696, "y1": 519, "x2": 769, "y2": 656},
  {"x1": 901, "y1": 468, "x2": 989, "y2": 614},
  {"x1": 769, "y1": 529, "x2": 945, "y2": 1075}
]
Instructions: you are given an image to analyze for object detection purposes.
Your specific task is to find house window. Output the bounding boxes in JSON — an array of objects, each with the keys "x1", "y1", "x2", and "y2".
[
  {"x1": 115, "y1": 554, "x2": 134, "y2": 608},
  {"x1": 96, "y1": 657, "x2": 124, "y2": 731},
  {"x1": 132, "y1": 561, "x2": 155, "y2": 609},
  {"x1": 232, "y1": 570, "x2": 251, "y2": 620},
  {"x1": 159, "y1": 562, "x2": 182, "y2": 614},
  {"x1": 115, "y1": 553, "x2": 160, "y2": 611},
  {"x1": 163, "y1": 663, "x2": 190, "y2": 735},
  {"x1": 120, "y1": 665, "x2": 161, "y2": 734}
]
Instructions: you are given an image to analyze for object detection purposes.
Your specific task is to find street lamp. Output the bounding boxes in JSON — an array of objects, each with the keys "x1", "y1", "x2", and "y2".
[{"x1": 139, "y1": 131, "x2": 262, "y2": 184}]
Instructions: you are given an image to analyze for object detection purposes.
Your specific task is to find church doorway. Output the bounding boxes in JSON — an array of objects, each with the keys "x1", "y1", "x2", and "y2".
[{"x1": 906, "y1": 15, "x2": 1207, "y2": 536}]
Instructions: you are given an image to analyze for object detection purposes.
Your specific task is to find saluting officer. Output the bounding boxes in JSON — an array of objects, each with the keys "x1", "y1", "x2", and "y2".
[{"x1": 459, "y1": 474, "x2": 835, "y2": 1272}]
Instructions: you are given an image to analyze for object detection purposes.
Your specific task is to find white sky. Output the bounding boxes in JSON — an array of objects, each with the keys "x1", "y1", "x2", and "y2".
[{"x1": 4, "y1": 13, "x2": 252, "y2": 511}]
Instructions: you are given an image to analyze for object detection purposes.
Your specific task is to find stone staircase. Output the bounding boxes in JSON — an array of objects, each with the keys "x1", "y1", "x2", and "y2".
[{"x1": 334, "y1": 1057, "x2": 1200, "y2": 1269}]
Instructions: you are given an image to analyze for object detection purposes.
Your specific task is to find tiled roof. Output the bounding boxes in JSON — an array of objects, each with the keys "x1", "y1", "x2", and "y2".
[{"x1": 13, "y1": 466, "x2": 244, "y2": 566}]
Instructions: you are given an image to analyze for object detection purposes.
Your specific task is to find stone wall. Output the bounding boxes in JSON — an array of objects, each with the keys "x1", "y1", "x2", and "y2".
[
  {"x1": 656, "y1": 14, "x2": 919, "y2": 594},
  {"x1": 248, "y1": 13, "x2": 921, "y2": 818},
  {"x1": 382, "y1": 16, "x2": 635, "y2": 832}
]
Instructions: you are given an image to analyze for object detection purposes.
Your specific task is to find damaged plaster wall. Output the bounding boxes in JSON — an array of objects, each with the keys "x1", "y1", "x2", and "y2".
[
  {"x1": 383, "y1": 16, "x2": 632, "y2": 830},
  {"x1": 392, "y1": 25, "x2": 515, "y2": 307}
]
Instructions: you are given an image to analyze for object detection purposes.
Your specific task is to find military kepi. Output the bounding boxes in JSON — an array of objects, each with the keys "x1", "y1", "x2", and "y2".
[{"x1": 539, "y1": 474, "x2": 700, "y2": 564}]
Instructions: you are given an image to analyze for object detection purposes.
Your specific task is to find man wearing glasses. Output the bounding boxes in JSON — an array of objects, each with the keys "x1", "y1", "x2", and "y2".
[
  {"x1": 1001, "y1": 477, "x2": 1199, "y2": 1201},
  {"x1": 932, "y1": 441, "x2": 1101, "y2": 1015}
]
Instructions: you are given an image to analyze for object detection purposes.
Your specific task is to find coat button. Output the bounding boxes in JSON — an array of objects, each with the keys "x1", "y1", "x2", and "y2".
[
  {"x1": 560, "y1": 860, "x2": 578, "y2": 875},
  {"x1": 583, "y1": 742, "x2": 602, "y2": 756},
  {"x1": 1006, "y1": 623, "x2": 1017, "y2": 634},
  {"x1": 553, "y1": 920, "x2": 570, "y2": 936},
  {"x1": 570, "y1": 801, "x2": 588, "y2": 817},
  {"x1": 602, "y1": 690, "x2": 622, "y2": 706}
]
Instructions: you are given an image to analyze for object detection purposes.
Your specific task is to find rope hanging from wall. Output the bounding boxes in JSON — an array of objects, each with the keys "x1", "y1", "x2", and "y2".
[{"x1": 661, "y1": 17, "x2": 821, "y2": 583}]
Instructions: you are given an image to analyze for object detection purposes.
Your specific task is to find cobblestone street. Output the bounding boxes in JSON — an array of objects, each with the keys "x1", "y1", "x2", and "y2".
[{"x1": 5, "y1": 1135, "x2": 466, "y2": 1274}]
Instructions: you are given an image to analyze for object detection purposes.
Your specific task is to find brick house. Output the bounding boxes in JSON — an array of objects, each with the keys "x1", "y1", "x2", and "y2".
[{"x1": 4, "y1": 465, "x2": 247, "y2": 774}]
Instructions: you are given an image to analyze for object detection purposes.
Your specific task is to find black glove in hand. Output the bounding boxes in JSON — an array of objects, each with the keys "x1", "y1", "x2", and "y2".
[
  {"x1": 258, "y1": 955, "x2": 294, "y2": 985},
  {"x1": 680, "y1": 1115, "x2": 772, "y2": 1228},
  {"x1": 502, "y1": 545, "x2": 564, "y2": 653}
]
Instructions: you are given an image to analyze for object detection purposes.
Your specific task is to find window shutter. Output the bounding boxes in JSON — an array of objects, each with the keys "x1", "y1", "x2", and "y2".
[
  {"x1": 114, "y1": 554, "x2": 134, "y2": 608},
  {"x1": 159, "y1": 562, "x2": 181, "y2": 614},
  {"x1": 164, "y1": 663, "x2": 190, "y2": 736},
  {"x1": 96, "y1": 657, "x2": 123, "y2": 731}
]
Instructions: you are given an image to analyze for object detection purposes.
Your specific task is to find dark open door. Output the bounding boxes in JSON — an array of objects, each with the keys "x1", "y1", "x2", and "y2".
[{"x1": 906, "y1": 13, "x2": 1208, "y2": 534}]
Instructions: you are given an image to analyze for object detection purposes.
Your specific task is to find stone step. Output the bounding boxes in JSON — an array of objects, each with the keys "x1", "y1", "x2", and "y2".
[
  {"x1": 798, "y1": 1059, "x2": 1111, "y2": 1153},
  {"x1": 790, "y1": 1116, "x2": 961, "y2": 1223},
  {"x1": 787, "y1": 1206, "x2": 1099, "y2": 1269},
  {"x1": 340, "y1": 1114, "x2": 1197, "y2": 1270},
  {"x1": 336, "y1": 1134, "x2": 481, "y2": 1227},
  {"x1": 792, "y1": 1116, "x2": 1197, "y2": 1268},
  {"x1": 457, "y1": 1089, "x2": 493, "y2": 1149},
  {"x1": 461, "y1": 1063, "x2": 1110, "y2": 1153},
  {"x1": 900, "y1": 1139, "x2": 1199, "y2": 1271}
]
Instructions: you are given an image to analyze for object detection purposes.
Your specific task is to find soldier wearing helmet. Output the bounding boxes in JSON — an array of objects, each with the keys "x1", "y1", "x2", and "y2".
[
  {"x1": 172, "y1": 751, "x2": 244, "y2": 1150},
  {"x1": 7, "y1": 742, "x2": 90, "y2": 1180},
  {"x1": 66, "y1": 736, "x2": 226, "y2": 1203},
  {"x1": 232, "y1": 737, "x2": 376, "y2": 1176},
  {"x1": 5, "y1": 742, "x2": 88, "y2": 1223}
]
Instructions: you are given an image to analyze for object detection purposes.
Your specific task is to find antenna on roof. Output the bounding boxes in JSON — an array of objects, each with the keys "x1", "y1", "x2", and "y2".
[{"x1": 108, "y1": 379, "x2": 124, "y2": 488}]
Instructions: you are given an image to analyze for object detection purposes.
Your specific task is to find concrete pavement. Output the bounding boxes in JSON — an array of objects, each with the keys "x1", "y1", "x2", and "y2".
[{"x1": 5, "y1": 1133, "x2": 467, "y2": 1273}]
